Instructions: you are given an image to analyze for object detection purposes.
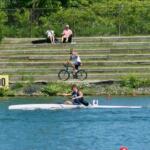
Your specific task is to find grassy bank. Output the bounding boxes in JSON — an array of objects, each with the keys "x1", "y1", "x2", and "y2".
[{"x1": 1, "y1": 75, "x2": 150, "y2": 97}]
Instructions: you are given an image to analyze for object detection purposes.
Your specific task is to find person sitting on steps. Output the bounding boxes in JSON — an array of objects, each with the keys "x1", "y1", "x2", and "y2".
[
  {"x1": 46, "y1": 28, "x2": 55, "y2": 44},
  {"x1": 61, "y1": 25, "x2": 73, "y2": 43}
]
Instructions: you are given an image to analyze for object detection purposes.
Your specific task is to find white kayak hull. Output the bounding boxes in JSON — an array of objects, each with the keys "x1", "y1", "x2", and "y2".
[{"x1": 8, "y1": 104, "x2": 142, "y2": 110}]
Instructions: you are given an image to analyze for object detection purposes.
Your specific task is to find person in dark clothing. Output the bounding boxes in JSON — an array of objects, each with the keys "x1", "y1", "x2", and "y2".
[{"x1": 63, "y1": 84, "x2": 89, "y2": 106}]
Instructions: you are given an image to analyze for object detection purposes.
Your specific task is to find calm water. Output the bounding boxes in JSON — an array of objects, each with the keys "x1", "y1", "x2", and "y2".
[{"x1": 0, "y1": 96, "x2": 150, "y2": 150}]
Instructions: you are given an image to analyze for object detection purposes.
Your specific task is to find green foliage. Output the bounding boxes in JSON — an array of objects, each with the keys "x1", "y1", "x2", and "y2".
[
  {"x1": 2, "y1": 1, "x2": 150, "y2": 37},
  {"x1": 0, "y1": 88, "x2": 14, "y2": 97},
  {"x1": 0, "y1": 10, "x2": 7, "y2": 41},
  {"x1": 41, "y1": 84, "x2": 61, "y2": 96},
  {"x1": 41, "y1": 82, "x2": 71, "y2": 96},
  {"x1": 14, "y1": 9, "x2": 31, "y2": 37},
  {"x1": 11, "y1": 83, "x2": 24, "y2": 90},
  {"x1": 0, "y1": 88, "x2": 8, "y2": 96},
  {"x1": 5, "y1": 9, "x2": 31, "y2": 37},
  {"x1": 139, "y1": 79, "x2": 150, "y2": 87},
  {"x1": 0, "y1": 35, "x2": 2, "y2": 42},
  {"x1": 120, "y1": 74, "x2": 150, "y2": 89},
  {"x1": 23, "y1": 84, "x2": 41, "y2": 95},
  {"x1": 120, "y1": 74, "x2": 140, "y2": 88}
]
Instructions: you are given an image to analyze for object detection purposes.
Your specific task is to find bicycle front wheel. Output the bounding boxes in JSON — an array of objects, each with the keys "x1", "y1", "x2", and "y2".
[
  {"x1": 77, "y1": 70, "x2": 87, "y2": 80},
  {"x1": 58, "y1": 70, "x2": 70, "y2": 81}
]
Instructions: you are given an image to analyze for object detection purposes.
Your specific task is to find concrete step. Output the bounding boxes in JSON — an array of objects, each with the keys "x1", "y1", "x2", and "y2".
[
  {"x1": 9, "y1": 72, "x2": 150, "y2": 83},
  {"x1": 1, "y1": 43, "x2": 107, "y2": 46},
  {"x1": 1, "y1": 67, "x2": 150, "y2": 75},
  {"x1": 0, "y1": 55, "x2": 108, "y2": 61},
  {"x1": 9, "y1": 79, "x2": 112, "y2": 84},
  {"x1": 0, "y1": 49, "x2": 110, "y2": 55},
  {"x1": 3, "y1": 36, "x2": 150, "y2": 44},
  {"x1": 1, "y1": 54, "x2": 150, "y2": 61},
  {"x1": 1, "y1": 58, "x2": 150, "y2": 63},
  {"x1": 2, "y1": 36, "x2": 150, "y2": 83},
  {"x1": 2, "y1": 41, "x2": 150, "y2": 45},
  {"x1": 110, "y1": 49, "x2": 150, "y2": 54},
  {"x1": 0, "y1": 47, "x2": 150, "y2": 54},
  {"x1": 74, "y1": 36, "x2": 150, "y2": 42},
  {"x1": 1, "y1": 66, "x2": 150, "y2": 70},
  {"x1": 1, "y1": 42, "x2": 150, "y2": 50},
  {"x1": 1, "y1": 61, "x2": 150, "y2": 67}
]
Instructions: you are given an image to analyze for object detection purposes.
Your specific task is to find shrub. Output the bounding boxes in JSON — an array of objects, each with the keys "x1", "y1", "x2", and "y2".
[
  {"x1": 0, "y1": 88, "x2": 14, "y2": 97},
  {"x1": 11, "y1": 82, "x2": 24, "y2": 90},
  {"x1": 120, "y1": 74, "x2": 141, "y2": 88},
  {"x1": 138, "y1": 79, "x2": 150, "y2": 87},
  {"x1": 41, "y1": 83, "x2": 61, "y2": 96},
  {"x1": 23, "y1": 84, "x2": 41, "y2": 95},
  {"x1": 41, "y1": 82, "x2": 71, "y2": 96}
]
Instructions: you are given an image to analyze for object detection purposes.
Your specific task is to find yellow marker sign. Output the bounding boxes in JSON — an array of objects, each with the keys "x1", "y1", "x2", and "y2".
[{"x1": 0, "y1": 75, "x2": 9, "y2": 88}]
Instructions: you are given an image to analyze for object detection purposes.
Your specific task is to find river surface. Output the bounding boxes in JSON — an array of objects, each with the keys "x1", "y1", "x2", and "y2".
[{"x1": 0, "y1": 96, "x2": 150, "y2": 150}]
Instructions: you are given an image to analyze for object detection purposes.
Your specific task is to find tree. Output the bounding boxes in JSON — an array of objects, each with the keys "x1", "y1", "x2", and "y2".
[
  {"x1": 1, "y1": 0, "x2": 150, "y2": 37},
  {"x1": 0, "y1": 11, "x2": 7, "y2": 41}
]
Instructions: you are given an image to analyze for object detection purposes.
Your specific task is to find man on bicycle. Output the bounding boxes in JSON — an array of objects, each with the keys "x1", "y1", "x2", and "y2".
[
  {"x1": 58, "y1": 49, "x2": 87, "y2": 80},
  {"x1": 67, "y1": 49, "x2": 82, "y2": 75}
]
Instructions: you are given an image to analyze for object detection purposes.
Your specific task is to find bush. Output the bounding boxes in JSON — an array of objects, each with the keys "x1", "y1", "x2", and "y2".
[
  {"x1": 11, "y1": 82, "x2": 24, "y2": 90},
  {"x1": 23, "y1": 84, "x2": 41, "y2": 95},
  {"x1": 0, "y1": 88, "x2": 14, "y2": 97},
  {"x1": 41, "y1": 82, "x2": 71, "y2": 96},
  {"x1": 120, "y1": 74, "x2": 141, "y2": 88},
  {"x1": 0, "y1": 88, "x2": 8, "y2": 96}
]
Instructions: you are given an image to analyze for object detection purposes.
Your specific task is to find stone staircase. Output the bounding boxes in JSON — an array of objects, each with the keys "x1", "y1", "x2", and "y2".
[{"x1": 0, "y1": 36, "x2": 150, "y2": 83}]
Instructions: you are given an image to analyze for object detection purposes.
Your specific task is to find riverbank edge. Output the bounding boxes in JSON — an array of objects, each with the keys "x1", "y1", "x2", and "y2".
[{"x1": 1, "y1": 80, "x2": 150, "y2": 97}]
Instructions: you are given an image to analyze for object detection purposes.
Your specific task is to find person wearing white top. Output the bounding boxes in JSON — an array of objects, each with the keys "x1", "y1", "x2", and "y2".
[
  {"x1": 46, "y1": 30, "x2": 55, "y2": 44},
  {"x1": 66, "y1": 49, "x2": 82, "y2": 75}
]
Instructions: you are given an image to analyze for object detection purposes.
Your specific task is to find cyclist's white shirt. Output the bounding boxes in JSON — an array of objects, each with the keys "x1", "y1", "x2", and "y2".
[
  {"x1": 70, "y1": 55, "x2": 81, "y2": 64},
  {"x1": 77, "y1": 56, "x2": 81, "y2": 62}
]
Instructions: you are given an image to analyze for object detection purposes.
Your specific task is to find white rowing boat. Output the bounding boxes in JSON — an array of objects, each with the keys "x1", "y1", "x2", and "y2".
[{"x1": 8, "y1": 104, "x2": 142, "y2": 110}]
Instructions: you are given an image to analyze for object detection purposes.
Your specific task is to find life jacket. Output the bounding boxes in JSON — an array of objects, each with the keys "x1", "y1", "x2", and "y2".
[{"x1": 72, "y1": 90, "x2": 79, "y2": 98}]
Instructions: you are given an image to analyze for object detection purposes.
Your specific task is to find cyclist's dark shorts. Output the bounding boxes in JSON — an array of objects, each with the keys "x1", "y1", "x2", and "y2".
[{"x1": 75, "y1": 62, "x2": 81, "y2": 70}]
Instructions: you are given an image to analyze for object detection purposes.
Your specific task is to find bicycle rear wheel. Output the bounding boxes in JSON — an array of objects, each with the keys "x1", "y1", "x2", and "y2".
[
  {"x1": 77, "y1": 70, "x2": 87, "y2": 80},
  {"x1": 58, "y1": 70, "x2": 70, "y2": 81}
]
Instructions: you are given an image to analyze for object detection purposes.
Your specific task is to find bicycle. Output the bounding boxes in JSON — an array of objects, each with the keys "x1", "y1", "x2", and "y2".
[{"x1": 58, "y1": 64, "x2": 87, "y2": 81}]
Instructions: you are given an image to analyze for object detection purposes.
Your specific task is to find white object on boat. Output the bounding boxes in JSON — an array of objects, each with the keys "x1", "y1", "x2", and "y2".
[
  {"x1": 8, "y1": 104, "x2": 142, "y2": 110},
  {"x1": 92, "y1": 99, "x2": 99, "y2": 105}
]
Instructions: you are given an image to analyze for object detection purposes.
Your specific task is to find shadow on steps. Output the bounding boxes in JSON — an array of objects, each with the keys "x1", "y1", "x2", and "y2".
[{"x1": 32, "y1": 38, "x2": 59, "y2": 44}]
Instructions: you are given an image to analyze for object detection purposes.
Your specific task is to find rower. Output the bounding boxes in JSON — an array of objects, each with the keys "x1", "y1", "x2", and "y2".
[{"x1": 63, "y1": 84, "x2": 89, "y2": 106}]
